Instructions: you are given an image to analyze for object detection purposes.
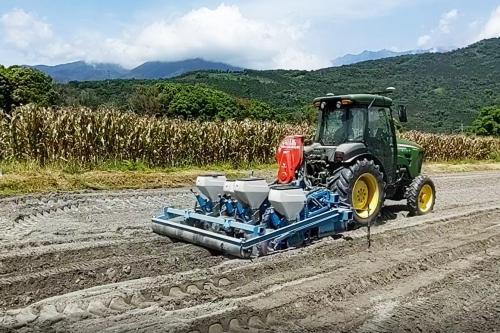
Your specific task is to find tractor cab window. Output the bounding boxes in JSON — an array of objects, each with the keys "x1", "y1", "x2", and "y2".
[
  {"x1": 367, "y1": 107, "x2": 396, "y2": 182},
  {"x1": 367, "y1": 107, "x2": 392, "y2": 146},
  {"x1": 318, "y1": 107, "x2": 366, "y2": 146}
]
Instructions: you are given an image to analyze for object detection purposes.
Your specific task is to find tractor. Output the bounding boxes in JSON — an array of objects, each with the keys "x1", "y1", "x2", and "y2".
[
  {"x1": 277, "y1": 88, "x2": 436, "y2": 224},
  {"x1": 152, "y1": 88, "x2": 436, "y2": 257}
]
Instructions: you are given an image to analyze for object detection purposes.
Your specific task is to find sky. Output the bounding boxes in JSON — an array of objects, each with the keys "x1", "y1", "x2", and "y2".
[{"x1": 0, "y1": 0, "x2": 499, "y2": 70}]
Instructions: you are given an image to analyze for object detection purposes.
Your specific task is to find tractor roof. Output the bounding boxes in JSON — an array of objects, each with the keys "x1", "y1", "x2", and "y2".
[{"x1": 313, "y1": 94, "x2": 393, "y2": 108}]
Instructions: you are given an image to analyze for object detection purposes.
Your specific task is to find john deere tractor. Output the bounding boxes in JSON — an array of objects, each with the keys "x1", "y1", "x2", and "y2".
[
  {"x1": 292, "y1": 88, "x2": 436, "y2": 224},
  {"x1": 151, "y1": 88, "x2": 436, "y2": 257}
]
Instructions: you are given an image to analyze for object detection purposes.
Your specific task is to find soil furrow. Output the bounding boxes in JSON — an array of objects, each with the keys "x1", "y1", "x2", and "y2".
[
  {"x1": 0, "y1": 171, "x2": 499, "y2": 332},
  {"x1": 59, "y1": 230, "x2": 498, "y2": 333},
  {"x1": 0, "y1": 242, "x2": 223, "y2": 310},
  {"x1": 2, "y1": 208, "x2": 498, "y2": 332},
  {"x1": 350, "y1": 250, "x2": 500, "y2": 333}
]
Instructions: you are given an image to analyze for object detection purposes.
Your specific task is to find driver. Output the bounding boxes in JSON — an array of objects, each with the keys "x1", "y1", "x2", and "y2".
[{"x1": 332, "y1": 110, "x2": 350, "y2": 144}]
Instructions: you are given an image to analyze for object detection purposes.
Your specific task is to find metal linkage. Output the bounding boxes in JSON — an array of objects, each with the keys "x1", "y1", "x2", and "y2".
[{"x1": 152, "y1": 204, "x2": 352, "y2": 258}]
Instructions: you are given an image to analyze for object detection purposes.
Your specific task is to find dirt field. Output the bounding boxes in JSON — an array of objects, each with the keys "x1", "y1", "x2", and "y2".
[{"x1": 1, "y1": 171, "x2": 499, "y2": 333}]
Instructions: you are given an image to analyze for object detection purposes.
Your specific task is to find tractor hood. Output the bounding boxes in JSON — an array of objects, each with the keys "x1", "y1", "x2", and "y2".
[
  {"x1": 397, "y1": 138, "x2": 424, "y2": 178},
  {"x1": 397, "y1": 138, "x2": 422, "y2": 151}
]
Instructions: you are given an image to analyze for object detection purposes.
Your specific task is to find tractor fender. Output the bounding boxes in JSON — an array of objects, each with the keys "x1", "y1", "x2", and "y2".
[
  {"x1": 334, "y1": 143, "x2": 368, "y2": 162},
  {"x1": 335, "y1": 143, "x2": 386, "y2": 180}
]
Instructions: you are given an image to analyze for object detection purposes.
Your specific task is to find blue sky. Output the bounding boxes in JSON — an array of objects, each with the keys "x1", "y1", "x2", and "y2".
[{"x1": 1, "y1": 0, "x2": 499, "y2": 69}]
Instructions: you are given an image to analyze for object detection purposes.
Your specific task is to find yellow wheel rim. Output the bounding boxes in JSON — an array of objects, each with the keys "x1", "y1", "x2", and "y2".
[
  {"x1": 418, "y1": 184, "x2": 434, "y2": 213},
  {"x1": 352, "y1": 173, "x2": 380, "y2": 219}
]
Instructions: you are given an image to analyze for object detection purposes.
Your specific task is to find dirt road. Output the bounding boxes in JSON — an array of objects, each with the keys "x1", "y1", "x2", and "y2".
[{"x1": 1, "y1": 171, "x2": 499, "y2": 332}]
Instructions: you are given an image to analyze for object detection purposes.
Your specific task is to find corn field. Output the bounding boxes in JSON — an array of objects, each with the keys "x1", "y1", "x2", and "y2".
[
  {"x1": 0, "y1": 106, "x2": 498, "y2": 167},
  {"x1": 0, "y1": 106, "x2": 310, "y2": 167},
  {"x1": 400, "y1": 131, "x2": 500, "y2": 161}
]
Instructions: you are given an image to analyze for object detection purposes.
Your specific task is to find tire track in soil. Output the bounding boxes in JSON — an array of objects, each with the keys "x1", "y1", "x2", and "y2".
[
  {"x1": 1, "y1": 191, "x2": 191, "y2": 242},
  {"x1": 0, "y1": 172, "x2": 499, "y2": 332},
  {"x1": 2, "y1": 170, "x2": 498, "y2": 244},
  {"x1": 176, "y1": 223, "x2": 500, "y2": 333},
  {"x1": 350, "y1": 248, "x2": 500, "y2": 333},
  {"x1": 2, "y1": 209, "x2": 498, "y2": 332},
  {"x1": 2, "y1": 169, "x2": 497, "y2": 241},
  {"x1": 63, "y1": 225, "x2": 498, "y2": 333},
  {"x1": 0, "y1": 238, "x2": 170, "y2": 276},
  {"x1": 0, "y1": 240, "x2": 224, "y2": 310}
]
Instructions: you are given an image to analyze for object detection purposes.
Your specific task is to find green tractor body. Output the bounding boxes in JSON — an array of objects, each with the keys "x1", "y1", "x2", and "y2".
[
  {"x1": 302, "y1": 91, "x2": 435, "y2": 224},
  {"x1": 396, "y1": 138, "x2": 424, "y2": 179}
]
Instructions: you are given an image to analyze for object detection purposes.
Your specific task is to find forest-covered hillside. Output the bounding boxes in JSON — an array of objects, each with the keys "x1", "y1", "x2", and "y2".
[
  {"x1": 37, "y1": 38, "x2": 500, "y2": 132},
  {"x1": 172, "y1": 38, "x2": 500, "y2": 132}
]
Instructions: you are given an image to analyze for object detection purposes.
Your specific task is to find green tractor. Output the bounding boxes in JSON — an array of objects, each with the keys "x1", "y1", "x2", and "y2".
[{"x1": 299, "y1": 88, "x2": 436, "y2": 224}]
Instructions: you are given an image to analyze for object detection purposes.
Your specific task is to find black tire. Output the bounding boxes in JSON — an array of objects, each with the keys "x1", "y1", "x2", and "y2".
[
  {"x1": 405, "y1": 175, "x2": 436, "y2": 216},
  {"x1": 330, "y1": 159, "x2": 385, "y2": 225}
]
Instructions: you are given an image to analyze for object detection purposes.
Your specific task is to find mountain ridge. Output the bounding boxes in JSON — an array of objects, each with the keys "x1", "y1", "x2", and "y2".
[
  {"x1": 331, "y1": 47, "x2": 449, "y2": 66},
  {"x1": 171, "y1": 38, "x2": 500, "y2": 133},
  {"x1": 50, "y1": 38, "x2": 500, "y2": 133},
  {"x1": 32, "y1": 48, "x2": 454, "y2": 82},
  {"x1": 31, "y1": 58, "x2": 242, "y2": 82}
]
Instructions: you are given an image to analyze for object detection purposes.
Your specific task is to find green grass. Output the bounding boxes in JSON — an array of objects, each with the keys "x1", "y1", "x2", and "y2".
[
  {"x1": 489, "y1": 151, "x2": 500, "y2": 162},
  {"x1": 1, "y1": 159, "x2": 499, "y2": 197},
  {"x1": 0, "y1": 160, "x2": 277, "y2": 197},
  {"x1": 0, "y1": 159, "x2": 275, "y2": 174}
]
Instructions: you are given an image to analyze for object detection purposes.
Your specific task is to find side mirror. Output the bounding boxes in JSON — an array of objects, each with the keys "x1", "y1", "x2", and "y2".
[{"x1": 398, "y1": 105, "x2": 408, "y2": 123}]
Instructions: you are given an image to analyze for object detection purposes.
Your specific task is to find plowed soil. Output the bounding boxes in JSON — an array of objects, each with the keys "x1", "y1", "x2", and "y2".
[{"x1": 1, "y1": 171, "x2": 499, "y2": 333}]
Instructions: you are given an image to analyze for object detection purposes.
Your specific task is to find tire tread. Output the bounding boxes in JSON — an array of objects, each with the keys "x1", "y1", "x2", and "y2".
[
  {"x1": 330, "y1": 158, "x2": 385, "y2": 224},
  {"x1": 405, "y1": 175, "x2": 436, "y2": 216}
]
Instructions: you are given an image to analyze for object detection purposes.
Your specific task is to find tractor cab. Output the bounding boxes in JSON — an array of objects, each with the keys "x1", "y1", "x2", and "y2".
[
  {"x1": 281, "y1": 89, "x2": 435, "y2": 224},
  {"x1": 312, "y1": 93, "x2": 398, "y2": 184}
]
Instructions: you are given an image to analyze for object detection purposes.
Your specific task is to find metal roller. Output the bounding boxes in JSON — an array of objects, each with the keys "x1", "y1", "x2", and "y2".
[{"x1": 152, "y1": 217, "x2": 252, "y2": 258}]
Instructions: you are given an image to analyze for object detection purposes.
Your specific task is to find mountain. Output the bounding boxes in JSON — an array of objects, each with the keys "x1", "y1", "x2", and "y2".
[
  {"x1": 31, "y1": 58, "x2": 242, "y2": 82},
  {"x1": 331, "y1": 48, "x2": 447, "y2": 66},
  {"x1": 58, "y1": 38, "x2": 500, "y2": 133},
  {"x1": 171, "y1": 38, "x2": 500, "y2": 133},
  {"x1": 127, "y1": 58, "x2": 242, "y2": 79},
  {"x1": 32, "y1": 61, "x2": 128, "y2": 83}
]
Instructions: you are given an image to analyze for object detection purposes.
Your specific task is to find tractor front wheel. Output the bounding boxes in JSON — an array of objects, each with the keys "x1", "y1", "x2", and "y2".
[
  {"x1": 331, "y1": 159, "x2": 385, "y2": 225},
  {"x1": 405, "y1": 175, "x2": 436, "y2": 215}
]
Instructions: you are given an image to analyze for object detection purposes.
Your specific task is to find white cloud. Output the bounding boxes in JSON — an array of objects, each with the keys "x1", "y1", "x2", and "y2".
[
  {"x1": 94, "y1": 4, "x2": 329, "y2": 69},
  {"x1": 478, "y1": 6, "x2": 500, "y2": 40},
  {"x1": 468, "y1": 20, "x2": 479, "y2": 29},
  {"x1": 0, "y1": 9, "x2": 79, "y2": 64},
  {"x1": 417, "y1": 34, "x2": 431, "y2": 47},
  {"x1": 0, "y1": 8, "x2": 53, "y2": 48},
  {"x1": 416, "y1": 9, "x2": 460, "y2": 47},
  {"x1": 0, "y1": 5, "x2": 330, "y2": 70},
  {"x1": 438, "y1": 9, "x2": 458, "y2": 34}
]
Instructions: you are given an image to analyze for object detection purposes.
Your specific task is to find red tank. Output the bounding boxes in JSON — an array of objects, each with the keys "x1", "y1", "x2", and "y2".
[{"x1": 276, "y1": 135, "x2": 304, "y2": 184}]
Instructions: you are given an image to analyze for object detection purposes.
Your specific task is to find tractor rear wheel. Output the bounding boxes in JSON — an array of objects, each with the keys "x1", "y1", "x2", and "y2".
[
  {"x1": 405, "y1": 175, "x2": 436, "y2": 215},
  {"x1": 331, "y1": 159, "x2": 385, "y2": 225}
]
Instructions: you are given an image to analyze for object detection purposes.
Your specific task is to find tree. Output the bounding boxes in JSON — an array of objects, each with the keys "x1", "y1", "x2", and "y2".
[
  {"x1": 2, "y1": 66, "x2": 57, "y2": 109},
  {"x1": 0, "y1": 67, "x2": 12, "y2": 112},
  {"x1": 470, "y1": 106, "x2": 500, "y2": 136},
  {"x1": 244, "y1": 100, "x2": 278, "y2": 120},
  {"x1": 128, "y1": 85, "x2": 162, "y2": 115}
]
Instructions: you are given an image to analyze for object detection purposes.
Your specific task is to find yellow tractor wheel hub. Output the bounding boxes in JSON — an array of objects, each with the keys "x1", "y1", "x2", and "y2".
[
  {"x1": 418, "y1": 184, "x2": 434, "y2": 213},
  {"x1": 352, "y1": 173, "x2": 380, "y2": 218}
]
